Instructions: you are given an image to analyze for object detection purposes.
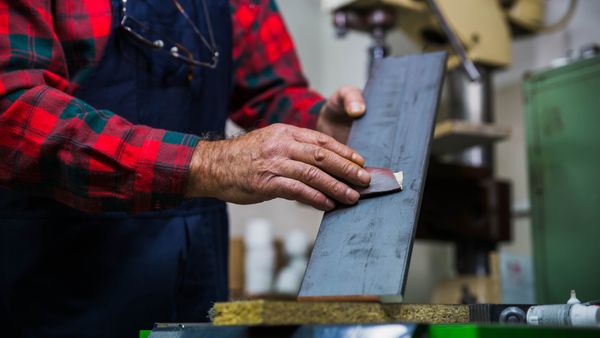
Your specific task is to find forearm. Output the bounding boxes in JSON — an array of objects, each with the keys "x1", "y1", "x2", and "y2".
[
  {"x1": 229, "y1": 0, "x2": 325, "y2": 131},
  {"x1": 0, "y1": 80, "x2": 199, "y2": 213},
  {"x1": 230, "y1": 85, "x2": 325, "y2": 130},
  {"x1": 0, "y1": 0, "x2": 201, "y2": 213}
]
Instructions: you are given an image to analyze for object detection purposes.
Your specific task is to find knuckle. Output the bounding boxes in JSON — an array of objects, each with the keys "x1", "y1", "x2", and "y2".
[
  {"x1": 311, "y1": 191, "x2": 325, "y2": 204},
  {"x1": 267, "y1": 124, "x2": 286, "y2": 139},
  {"x1": 330, "y1": 181, "x2": 342, "y2": 195},
  {"x1": 335, "y1": 146, "x2": 350, "y2": 158},
  {"x1": 316, "y1": 133, "x2": 330, "y2": 147},
  {"x1": 313, "y1": 147, "x2": 326, "y2": 162},
  {"x1": 343, "y1": 161, "x2": 355, "y2": 177},
  {"x1": 274, "y1": 123, "x2": 292, "y2": 135},
  {"x1": 270, "y1": 124, "x2": 283, "y2": 135},
  {"x1": 287, "y1": 181, "x2": 303, "y2": 196},
  {"x1": 304, "y1": 166, "x2": 319, "y2": 183},
  {"x1": 264, "y1": 125, "x2": 294, "y2": 156},
  {"x1": 262, "y1": 139, "x2": 287, "y2": 158},
  {"x1": 262, "y1": 142, "x2": 279, "y2": 157}
]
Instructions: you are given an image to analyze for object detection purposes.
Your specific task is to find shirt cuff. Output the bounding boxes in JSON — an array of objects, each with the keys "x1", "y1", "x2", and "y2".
[
  {"x1": 132, "y1": 128, "x2": 200, "y2": 212},
  {"x1": 305, "y1": 99, "x2": 326, "y2": 130}
]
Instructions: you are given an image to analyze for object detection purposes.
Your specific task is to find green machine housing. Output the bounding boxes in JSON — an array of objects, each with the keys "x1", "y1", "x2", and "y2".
[{"x1": 524, "y1": 53, "x2": 600, "y2": 303}]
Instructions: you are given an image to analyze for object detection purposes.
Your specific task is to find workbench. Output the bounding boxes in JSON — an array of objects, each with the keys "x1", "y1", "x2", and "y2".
[{"x1": 138, "y1": 301, "x2": 599, "y2": 337}]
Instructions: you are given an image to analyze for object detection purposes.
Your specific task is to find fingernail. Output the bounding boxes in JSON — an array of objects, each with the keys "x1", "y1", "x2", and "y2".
[
  {"x1": 357, "y1": 169, "x2": 370, "y2": 184},
  {"x1": 350, "y1": 102, "x2": 364, "y2": 114},
  {"x1": 357, "y1": 169, "x2": 367, "y2": 179},
  {"x1": 347, "y1": 188, "x2": 359, "y2": 203},
  {"x1": 325, "y1": 199, "x2": 335, "y2": 210}
]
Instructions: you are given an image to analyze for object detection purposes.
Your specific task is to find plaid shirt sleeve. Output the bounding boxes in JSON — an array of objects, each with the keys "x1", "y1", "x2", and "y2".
[
  {"x1": 229, "y1": 0, "x2": 325, "y2": 130},
  {"x1": 0, "y1": 0, "x2": 199, "y2": 213}
]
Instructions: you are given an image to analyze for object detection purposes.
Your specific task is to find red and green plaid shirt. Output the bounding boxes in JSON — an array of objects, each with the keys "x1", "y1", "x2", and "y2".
[{"x1": 0, "y1": 0, "x2": 324, "y2": 213}]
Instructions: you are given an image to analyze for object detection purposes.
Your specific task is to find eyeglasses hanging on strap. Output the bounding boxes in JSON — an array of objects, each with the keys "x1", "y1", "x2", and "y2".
[{"x1": 119, "y1": 0, "x2": 219, "y2": 73}]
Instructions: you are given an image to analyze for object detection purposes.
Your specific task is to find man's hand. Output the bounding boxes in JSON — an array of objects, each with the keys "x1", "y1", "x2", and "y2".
[
  {"x1": 186, "y1": 124, "x2": 371, "y2": 211},
  {"x1": 317, "y1": 86, "x2": 366, "y2": 143}
]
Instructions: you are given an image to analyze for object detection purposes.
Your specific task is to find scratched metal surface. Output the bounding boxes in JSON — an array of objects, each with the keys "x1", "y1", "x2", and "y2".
[{"x1": 299, "y1": 52, "x2": 447, "y2": 300}]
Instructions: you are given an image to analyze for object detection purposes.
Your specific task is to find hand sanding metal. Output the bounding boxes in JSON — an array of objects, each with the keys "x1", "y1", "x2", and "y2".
[
  {"x1": 357, "y1": 167, "x2": 403, "y2": 198},
  {"x1": 299, "y1": 52, "x2": 447, "y2": 302}
]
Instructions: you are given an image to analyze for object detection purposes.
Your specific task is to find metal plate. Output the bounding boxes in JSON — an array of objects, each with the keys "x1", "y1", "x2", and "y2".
[{"x1": 298, "y1": 52, "x2": 447, "y2": 301}]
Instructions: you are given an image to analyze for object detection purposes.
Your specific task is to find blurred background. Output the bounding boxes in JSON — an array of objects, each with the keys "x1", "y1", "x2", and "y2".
[{"x1": 225, "y1": 0, "x2": 600, "y2": 305}]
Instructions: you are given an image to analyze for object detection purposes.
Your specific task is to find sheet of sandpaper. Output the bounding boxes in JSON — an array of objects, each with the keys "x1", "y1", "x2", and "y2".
[{"x1": 298, "y1": 52, "x2": 447, "y2": 302}]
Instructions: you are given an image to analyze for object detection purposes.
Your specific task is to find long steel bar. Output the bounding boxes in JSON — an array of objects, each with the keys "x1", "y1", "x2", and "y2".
[{"x1": 298, "y1": 52, "x2": 447, "y2": 301}]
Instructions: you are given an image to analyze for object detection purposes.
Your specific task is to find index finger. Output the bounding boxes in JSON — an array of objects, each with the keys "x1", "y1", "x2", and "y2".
[{"x1": 291, "y1": 127, "x2": 365, "y2": 166}]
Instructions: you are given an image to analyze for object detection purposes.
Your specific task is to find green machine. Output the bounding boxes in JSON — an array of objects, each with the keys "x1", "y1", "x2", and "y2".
[{"x1": 524, "y1": 52, "x2": 600, "y2": 304}]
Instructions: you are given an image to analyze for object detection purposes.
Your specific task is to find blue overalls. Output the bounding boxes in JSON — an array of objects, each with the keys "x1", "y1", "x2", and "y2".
[{"x1": 0, "y1": 0, "x2": 232, "y2": 337}]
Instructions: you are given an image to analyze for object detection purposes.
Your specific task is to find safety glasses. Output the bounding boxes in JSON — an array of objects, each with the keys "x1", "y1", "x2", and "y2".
[{"x1": 119, "y1": 0, "x2": 219, "y2": 69}]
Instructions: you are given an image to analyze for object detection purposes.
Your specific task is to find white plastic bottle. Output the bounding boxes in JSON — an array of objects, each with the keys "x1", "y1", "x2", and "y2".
[
  {"x1": 275, "y1": 229, "x2": 309, "y2": 295},
  {"x1": 244, "y1": 218, "x2": 275, "y2": 295}
]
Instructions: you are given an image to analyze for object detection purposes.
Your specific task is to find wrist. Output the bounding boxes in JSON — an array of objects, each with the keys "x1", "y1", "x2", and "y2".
[{"x1": 185, "y1": 140, "x2": 217, "y2": 198}]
